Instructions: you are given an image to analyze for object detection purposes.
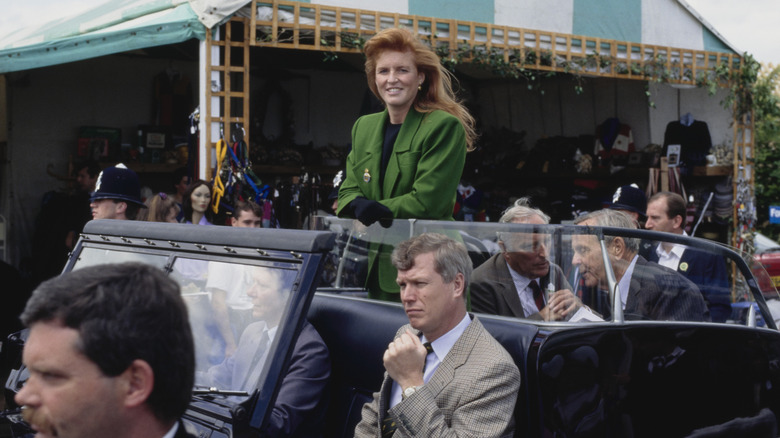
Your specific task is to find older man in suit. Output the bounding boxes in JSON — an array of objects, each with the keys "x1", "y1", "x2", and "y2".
[
  {"x1": 572, "y1": 209, "x2": 709, "y2": 322},
  {"x1": 354, "y1": 233, "x2": 521, "y2": 437},
  {"x1": 471, "y1": 198, "x2": 582, "y2": 321}
]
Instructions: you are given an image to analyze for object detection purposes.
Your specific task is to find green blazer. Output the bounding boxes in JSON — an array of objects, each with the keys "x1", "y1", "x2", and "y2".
[
  {"x1": 337, "y1": 108, "x2": 466, "y2": 220},
  {"x1": 337, "y1": 108, "x2": 467, "y2": 299}
]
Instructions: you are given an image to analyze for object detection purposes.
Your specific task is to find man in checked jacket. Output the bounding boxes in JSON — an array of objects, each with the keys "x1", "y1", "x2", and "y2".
[{"x1": 354, "y1": 233, "x2": 521, "y2": 437}]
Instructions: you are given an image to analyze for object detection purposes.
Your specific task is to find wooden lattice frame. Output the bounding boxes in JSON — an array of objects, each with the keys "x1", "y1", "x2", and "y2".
[
  {"x1": 204, "y1": 18, "x2": 251, "y2": 180},
  {"x1": 248, "y1": 0, "x2": 741, "y2": 85}
]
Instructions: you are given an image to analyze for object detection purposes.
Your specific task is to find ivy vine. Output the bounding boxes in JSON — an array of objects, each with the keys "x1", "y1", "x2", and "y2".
[{"x1": 317, "y1": 31, "x2": 759, "y2": 118}]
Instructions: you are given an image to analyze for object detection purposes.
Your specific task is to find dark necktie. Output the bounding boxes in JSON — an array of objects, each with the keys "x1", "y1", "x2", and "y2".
[
  {"x1": 382, "y1": 342, "x2": 434, "y2": 437},
  {"x1": 529, "y1": 280, "x2": 545, "y2": 312}
]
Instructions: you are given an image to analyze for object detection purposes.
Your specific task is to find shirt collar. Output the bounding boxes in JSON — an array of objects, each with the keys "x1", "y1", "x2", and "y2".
[
  {"x1": 162, "y1": 422, "x2": 178, "y2": 438},
  {"x1": 656, "y1": 239, "x2": 687, "y2": 260},
  {"x1": 506, "y1": 264, "x2": 536, "y2": 290},
  {"x1": 421, "y1": 313, "x2": 471, "y2": 362}
]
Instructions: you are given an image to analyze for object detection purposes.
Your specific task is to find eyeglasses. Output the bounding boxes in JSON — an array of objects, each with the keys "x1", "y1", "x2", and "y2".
[{"x1": 498, "y1": 231, "x2": 551, "y2": 253}]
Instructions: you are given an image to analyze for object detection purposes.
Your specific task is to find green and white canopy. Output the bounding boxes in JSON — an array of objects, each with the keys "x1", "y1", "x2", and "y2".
[{"x1": 0, "y1": 0, "x2": 739, "y2": 75}]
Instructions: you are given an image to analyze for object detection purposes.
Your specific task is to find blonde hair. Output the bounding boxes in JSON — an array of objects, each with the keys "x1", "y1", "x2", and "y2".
[
  {"x1": 363, "y1": 27, "x2": 477, "y2": 150},
  {"x1": 138, "y1": 193, "x2": 179, "y2": 223}
]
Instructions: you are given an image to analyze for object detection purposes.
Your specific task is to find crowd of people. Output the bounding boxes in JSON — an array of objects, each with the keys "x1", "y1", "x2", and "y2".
[{"x1": 8, "y1": 26, "x2": 731, "y2": 438}]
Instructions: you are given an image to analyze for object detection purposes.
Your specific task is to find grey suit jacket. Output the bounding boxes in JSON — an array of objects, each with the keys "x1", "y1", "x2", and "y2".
[
  {"x1": 470, "y1": 253, "x2": 571, "y2": 319},
  {"x1": 353, "y1": 316, "x2": 521, "y2": 438},
  {"x1": 625, "y1": 256, "x2": 710, "y2": 322}
]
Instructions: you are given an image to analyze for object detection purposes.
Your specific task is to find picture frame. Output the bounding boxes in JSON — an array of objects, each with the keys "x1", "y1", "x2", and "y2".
[{"x1": 666, "y1": 144, "x2": 681, "y2": 167}]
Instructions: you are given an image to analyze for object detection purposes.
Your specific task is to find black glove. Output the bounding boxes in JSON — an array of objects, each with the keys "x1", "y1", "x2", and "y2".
[{"x1": 350, "y1": 197, "x2": 393, "y2": 227}]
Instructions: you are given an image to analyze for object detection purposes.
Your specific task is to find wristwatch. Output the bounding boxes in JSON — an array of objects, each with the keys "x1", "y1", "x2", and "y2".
[{"x1": 402, "y1": 385, "x2": 422, "y2": 400}]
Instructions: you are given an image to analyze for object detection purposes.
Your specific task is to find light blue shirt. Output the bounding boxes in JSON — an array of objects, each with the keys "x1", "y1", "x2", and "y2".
[
  {"x1": 390, "y1": 313, "x2": 472, "y2": 407},
  {"x1": 507, "y1": 265, "x2": 545, "y2": 316}
]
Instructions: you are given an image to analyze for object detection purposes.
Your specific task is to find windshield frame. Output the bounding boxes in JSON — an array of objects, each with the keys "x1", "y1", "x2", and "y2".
[
  {"x1": 313, "y1": 216, "x2": 776, "y2": 329},
  {"x1": 66, "y1": 221, "x2": 334, "y2": 432}
]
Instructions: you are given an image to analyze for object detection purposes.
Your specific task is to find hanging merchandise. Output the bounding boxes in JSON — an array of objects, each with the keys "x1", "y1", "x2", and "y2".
[
  {"x1": 667, "y1": 166, "x2": 686, "y2": 201},
  {"x1": 662, "y1": 113, "x2": 712, "y2": 168},
  {"x1": 684, "y1": 195, "x2": 697, "y2": 235},
  {"x1": 454, "y1": 182, "x2": 486, "y2": 222},
  {"x1": 593, "y1": 118, "x2": 635, "y2": 166},
  {"x1": 212, "y1": 124, "x2": 274, "y2": 224},
  {"x1": 275, "y1": 176, "x2": 302, "y2": 229},
  {"x1": 647, "y1": 168, "x2": 659, "y2": 198},
  {"x1": 734, "y1": 168, "x2": 756, "y2": 252},
  {"x1": 212, "y1": 127, "x2": 228, "y2": 215},
  {"x1": 186, "y1": 107, "x2": 200, "y2": 173},
  {"x1": 300, "y1": 172, "x2": 323, "y2": 229}
]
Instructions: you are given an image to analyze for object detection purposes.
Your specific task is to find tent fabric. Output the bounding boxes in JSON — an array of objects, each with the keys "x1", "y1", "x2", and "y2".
[
  {"x1": 0, "y1": 0, "x2": 207, "y2": 74},
  {"x1": 0, "y1": 0, "x2": 738, "y2": 75},
  {"x1": 312, "y1": 0, "x2": 738, "y2": 55},
  {"x1": 189, "y1": 0, "x2": 252, "y2": 28}
]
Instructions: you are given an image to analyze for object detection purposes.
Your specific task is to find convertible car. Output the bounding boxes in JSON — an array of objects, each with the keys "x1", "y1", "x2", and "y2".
[{"x1": 2, "y1": 217, "x2": 780, "y2": 437}]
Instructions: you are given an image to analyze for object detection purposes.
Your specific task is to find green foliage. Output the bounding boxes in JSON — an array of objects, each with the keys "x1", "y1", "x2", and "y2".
[
  {"x1": 417, "y1": 41, "x2": 754, "y2": 110},
  {"x1": 754, "y1": 64, "x2": 780, "y2": 241}
]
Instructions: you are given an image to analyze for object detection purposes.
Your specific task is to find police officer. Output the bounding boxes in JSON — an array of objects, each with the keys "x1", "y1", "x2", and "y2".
[
  {"x1": 89, "y1": 164, "x2": 147, "y2": 220},
  {"x1": 607, "y1": 184, "x2": 647, "y2": 227}
]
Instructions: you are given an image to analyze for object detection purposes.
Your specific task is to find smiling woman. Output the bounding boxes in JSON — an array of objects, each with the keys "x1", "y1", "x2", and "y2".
[{"x1": 336, "y1": 27, "x2": 477, "y2": 301}]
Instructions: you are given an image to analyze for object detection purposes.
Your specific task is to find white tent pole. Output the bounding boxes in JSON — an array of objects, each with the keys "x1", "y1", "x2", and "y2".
[{"x1": 198, "y1": 39, "x2": 207, "y2": 180}]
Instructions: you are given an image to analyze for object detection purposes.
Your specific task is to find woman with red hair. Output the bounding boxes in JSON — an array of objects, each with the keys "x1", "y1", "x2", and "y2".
[{"x1": 337, "y1": 27, "x2": 476, "y2": 300}]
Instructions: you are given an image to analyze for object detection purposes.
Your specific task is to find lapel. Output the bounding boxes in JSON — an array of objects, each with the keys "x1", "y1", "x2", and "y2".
[
  {"x1": 493, "y1": 256, "x2": 525, "y2": 317},
  {"x1": 378, "y1": 374, "x2": 394, "y2": 424},
  {"x1": 646, "y1": 244, "x2": 660, "y2": 263},
  {"x1": 357, "y1": 111, "x2": 388, "y2": 201},
  {"x1": 625, "y1": 257, "x2": 646, "y2": 309},
  {"x1": 382, "y1": 109, "x2": 425, "y2": 197},
  {"x1": 419, "y1": 317, "x2": 481, "y2": 399},
  {"x1": 677, "y1": 247, "x2": 695, "y2": 275}
]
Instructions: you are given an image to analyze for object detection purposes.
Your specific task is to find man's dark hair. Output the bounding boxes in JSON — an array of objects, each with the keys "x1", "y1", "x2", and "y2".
[
  {"x1": 234, "y1": 200, "x2": 263, "y2": 218},
  {"x1": 76, "y1": 159, "x2": 101, "y2": 178},
  {"x1": 20, "y1": 263, "x2": 195, "y2": 423},
  {"x1": 648, "y1": 191, "x2": 687, "y2": 227}
]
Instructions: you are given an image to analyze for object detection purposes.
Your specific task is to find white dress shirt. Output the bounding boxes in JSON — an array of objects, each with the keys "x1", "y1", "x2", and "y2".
[{"x1": 655, "y1": 231, "x2": 688, "y2": 271}]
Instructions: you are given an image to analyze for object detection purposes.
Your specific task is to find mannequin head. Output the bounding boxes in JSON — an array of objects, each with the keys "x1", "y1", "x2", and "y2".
[{"x1": 182, "y1": 180, "x2": 213, "y2": 224}]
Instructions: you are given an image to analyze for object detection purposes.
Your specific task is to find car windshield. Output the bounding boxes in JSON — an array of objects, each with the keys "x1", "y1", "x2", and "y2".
[
  {"x1": 313, "y1": 216, "x2": 772, "y2": 327},
  {"x1": 70, "y1": 245, "x2": 303, "y2": 400},
  {"x1": 72, "y1": 246, "x2": 170, "y2": 269},
  {"x1": 169, "y1": 257, "x2": 299, "y2": 395}
]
